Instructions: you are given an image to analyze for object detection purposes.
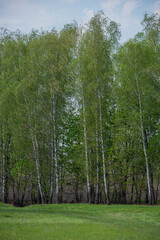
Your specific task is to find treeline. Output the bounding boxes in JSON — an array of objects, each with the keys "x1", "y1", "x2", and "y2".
[{"x1": 0, "y1": 12, "x2": 160, "y2": 206}]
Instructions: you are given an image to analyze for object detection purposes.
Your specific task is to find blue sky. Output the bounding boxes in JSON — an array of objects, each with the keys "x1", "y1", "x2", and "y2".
[{"x1": 0, "y1": 0, "x2": 159, "y2": 42}]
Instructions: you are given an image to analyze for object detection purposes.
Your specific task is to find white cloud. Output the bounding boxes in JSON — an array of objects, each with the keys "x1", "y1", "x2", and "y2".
[
  {"x1": 101, "y1": 0, "x2": 124, "y2": 12},
  {"x1": 0, "y1": 0, "x2": 59, "y2": 32},
  {"x1": 63, "y1": 0, "x2": 77, "y2": 2},
  {"x1": 153, "y1": 0, "x2": 160, "y2": 15},
  {"x1": 83, "y1": 8, "x2": 94, "y2": 24},
  {"x1": 0, "y1": 0, "x2": 144, "y2": 42},
  {"x1": 101, "y1": 0, "x2": 141, "y2": 42},
  {"x1": 101, "y1": 0, "x2": 138, "y2": 18},
  {"x1": 122, "y1": 1, "x2": 138, "y2": 16}
]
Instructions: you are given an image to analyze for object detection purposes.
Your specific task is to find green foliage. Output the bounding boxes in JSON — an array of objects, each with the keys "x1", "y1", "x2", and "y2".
[{"x1": 0, "y1": 12, "x2": 159, "y2": 205}]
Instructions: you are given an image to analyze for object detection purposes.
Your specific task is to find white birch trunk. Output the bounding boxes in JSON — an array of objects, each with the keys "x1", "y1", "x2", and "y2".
[
  {"x1": 23, "y1": 93, "x2": 44, "y2": 203},
  {"x1": 33, "y1": 128, "x2": 44, "y2": 204},
  {"x1": 49, "y1": 135, "x2": 54, "y2": 203},
  {"x1": 98, "y1": 93, "x2": 109, "y2": 204},
  {"x1": 95, "y1": 111, "x2": 99, "y2": 204},
  {"x1": 83, "y1": 96, "x2": 90, "y2": 203},
  {"x1": 136, "y1": 76, "x2": 152, "y2": 204},
  {"x1": 49, "y1": 96, "x2": 54, "y2": 203},
  {"x1": 52, "y1": 94, "x2": 59, "y2": 203}
]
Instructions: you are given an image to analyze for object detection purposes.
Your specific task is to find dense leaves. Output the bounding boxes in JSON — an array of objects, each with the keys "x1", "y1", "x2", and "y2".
[{"x1": 0, "y1": 12, "x2": 159, "y2": 205}]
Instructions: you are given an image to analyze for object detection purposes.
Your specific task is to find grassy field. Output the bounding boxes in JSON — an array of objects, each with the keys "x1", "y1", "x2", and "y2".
[{"x1": 0, "y1": 202, "x2": 160, "y2": 240}]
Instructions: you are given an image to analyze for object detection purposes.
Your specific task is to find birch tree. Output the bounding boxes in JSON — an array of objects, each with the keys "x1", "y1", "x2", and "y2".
[
  {"x1": 78, "y1": 12, "x2": 120, "y2": 203},
  {"x1": 115, "y1": 39, "x2": 159, "y2": 204}
]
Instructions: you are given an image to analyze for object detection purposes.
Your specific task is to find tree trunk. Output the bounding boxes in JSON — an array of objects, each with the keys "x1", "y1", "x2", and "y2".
[
  {"x1": 2, "y1": 140, "x2": 7, "y2": 203},
  {"x1": 151, "y1": 172, "x2": 155, "y2": 204},
  {"x1": 49, "y1": 136, "x2": 54, "y2": 203},
  {"x1": 130, "y1": 172, "x2": 135, "y2": 203},
  {"x1": 33, "y1": 129, "x2": 44, "y2": 204},
  {"x1": 98, "y1": 93, "x2": 109, "y2": 204},
  {"x1": 95, "y1": 112, "x2": 100, "y2": 204},
  {"x1": 12, "y1": 181, "x2": 16, "y2": 204},
  {"x1": 75, "y1": 173, "x2": 79, "y2": 203},
  {"x1": 59, "y1": 166, "x2": 63, "y2": 203},
  {"x1": 82, "y1": 96, "x2": 91, "y2": 203},
  {"x1": 136, "y1": 76, "x2": 152, "y2": 204},
  {"x1": 52, "y1": 94, "x2": 59, "y2": 204},
  {"x1": 23, "y1": 93, "x2": 44, "y2": 204},
  {"x1": 155, "y1": 179, "x2": 159, "y2": 202}
]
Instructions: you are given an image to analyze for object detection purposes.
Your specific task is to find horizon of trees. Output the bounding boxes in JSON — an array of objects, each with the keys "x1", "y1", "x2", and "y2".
[{"x1": 0, "y1": 11, "x2": 160, "y2": 206}]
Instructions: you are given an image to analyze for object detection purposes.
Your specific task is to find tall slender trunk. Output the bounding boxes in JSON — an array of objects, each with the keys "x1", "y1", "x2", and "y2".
[
  {"x1": 12, "y1": 180, "x2": 16, "y2": 204},
  {"x1": 155, "y1": 179, "x2": 159, "y2": 202},
  {"x1": 29, "y1": 120, "x2": 44, "y2": 204},
  {"x1": 95, "y1": 111, "x2": 100, "y2": 204},
  {"x1": 49, "y1": 97, "x2": 54, "y2": 203},
  {"x1": 23, "y1": 93, "x2": 44, "y2": 204},
  {"x1": 49, "y1": 136, "x2": 54, "y2": 203},
  {"x1": 2, "y1": 137, "x2": 6, "y2": 203},
  {"x1": 136, "y1": 76, "x2": 152, "y2": 204},
  {"x1": 130, "y1": 171, "x2": 135, "y2": 203},
  {"x1": 52, "y1": 94, "x2": 59, "y2": 203},
  {"x1": 98, "y1": 93, "x2": 109, "y2": 204},
  {"x1": 59, "y1": 166, "x2": 63, "y2": 203},
  {"x1": 33, "y1": 127, "x2": 44, "y2": 204},
  {"x1": 151, "y1": 172, "x2": 155, "y2": 204},
  {"x1": 82, "y1": 96, "x2": 90, "y2": 203},
  {"x1": 1, "y1": 49, "x2": 7, "y2": 203}
]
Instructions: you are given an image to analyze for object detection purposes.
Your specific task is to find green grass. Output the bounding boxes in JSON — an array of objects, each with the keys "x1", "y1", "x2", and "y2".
[{"x1": 0, "y1": 202, "x2": 160, "y2": 240}]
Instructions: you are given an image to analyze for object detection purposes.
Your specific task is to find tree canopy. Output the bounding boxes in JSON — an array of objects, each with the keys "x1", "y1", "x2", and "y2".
[{"x1": 0, "y1": 12, "x2": 159, "y2": 206}]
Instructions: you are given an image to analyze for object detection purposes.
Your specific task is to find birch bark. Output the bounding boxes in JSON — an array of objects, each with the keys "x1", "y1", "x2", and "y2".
[
  {"x1": 49, "y1": 132, "x2": 54, "y2": 203},
  {"x1": 23, "y1": 93, "x2": 44, "y2": 204},
  {"x1": 48, "y1": 72, "x2": 58, "y2": 203},
  {"x1": 98, "y1": 92, "x2": 109, "y2": 204},
  {"x1": 33, "y1": 125, "x2": 44, "y2": 204},
  {"x1": 52, "y1": 94, "x2": 59, "y2": 204},
  {"x1": 95, "y1": 111, "x2": 99, "y2": 204},
  {"x1": 136, "y1": 76, "x2": 152, "y2": 204},
  {"x1": 82, "y1": 95, "x2": 91, "y2": 203}
]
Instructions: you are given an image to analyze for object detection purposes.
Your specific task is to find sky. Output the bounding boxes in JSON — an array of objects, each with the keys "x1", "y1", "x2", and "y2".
[{"x1": 0, "y1": 0, "x2": 160, "y2": 42}]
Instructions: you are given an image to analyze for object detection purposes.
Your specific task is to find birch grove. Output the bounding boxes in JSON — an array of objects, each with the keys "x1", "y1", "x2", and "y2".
[{"x1": 0, "y1": 12, "x2": 159, "y2": 205}]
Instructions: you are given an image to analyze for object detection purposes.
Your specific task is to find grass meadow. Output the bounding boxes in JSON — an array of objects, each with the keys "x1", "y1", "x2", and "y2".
[{"x1": 0, "y1": 202, "x2": 160, "y2": 240}]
